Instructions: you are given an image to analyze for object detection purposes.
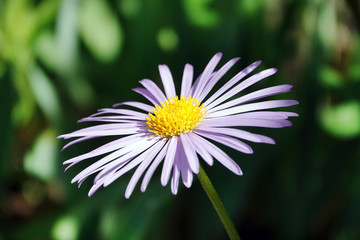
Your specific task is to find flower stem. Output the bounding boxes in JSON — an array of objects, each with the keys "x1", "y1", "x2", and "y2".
[{"x1": 197, "y1": 165, "x2": 241, "y2": 240}]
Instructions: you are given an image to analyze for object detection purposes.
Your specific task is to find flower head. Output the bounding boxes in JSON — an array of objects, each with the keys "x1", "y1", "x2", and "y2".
[{"x1": 58, "y1": 53, "x2": 298, "y2": 198}]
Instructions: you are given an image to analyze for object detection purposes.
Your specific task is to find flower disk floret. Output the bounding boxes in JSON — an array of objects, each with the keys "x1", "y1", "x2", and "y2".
[{"x1": 146, "y1": 96, "x2": 207, "y2": 138}]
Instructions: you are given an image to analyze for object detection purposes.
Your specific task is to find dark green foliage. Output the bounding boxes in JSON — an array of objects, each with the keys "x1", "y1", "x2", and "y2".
[{"x1": 0, "y1": 0, "x2": 359, "y2": 239}]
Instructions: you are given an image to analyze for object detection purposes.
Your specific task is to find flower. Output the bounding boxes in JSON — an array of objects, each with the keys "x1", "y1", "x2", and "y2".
[{"x1": 58, "y1": 53, "x2": 298, "y2": 198}]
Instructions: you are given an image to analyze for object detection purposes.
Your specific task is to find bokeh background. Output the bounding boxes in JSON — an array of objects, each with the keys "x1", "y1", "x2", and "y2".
[{"x1": 1, "y1": 0, "x2": 360, "y2": 239}]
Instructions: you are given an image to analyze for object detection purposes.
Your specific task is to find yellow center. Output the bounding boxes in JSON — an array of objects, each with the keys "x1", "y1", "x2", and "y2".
[{"x1": 146, "y1": 96, "x2": 207, "y2": 138}]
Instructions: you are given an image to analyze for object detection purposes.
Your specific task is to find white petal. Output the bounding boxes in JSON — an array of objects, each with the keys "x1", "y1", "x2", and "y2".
[
  {"x1": 159, "y1": 65, "x2": 176, "y2": 98},
  {"x1": 203, "y1": 60, "x2": 262, "y2": 107},
  {"x1": 192, "y1": 134, "x2": 243, "y2": 175},
  {"x1": 180, "y1": 64, "x2": 194, "y2": 97},
  {"x1": 180, "y1": 133, "x2": 200, "y2": 174},
  {"x1": 206, "y1": 68, "x2": 278, "y2": 110},
  {"x1": 141, "y1": 141, "x2": 169, "y2": 192},
  {"x1": 140, "y1": 79, "x2": 167, "y2": 103},
  {"x1": 209, "y1": 84, "x2": 293, "y2": 113},
  {"x1": 160, "y1": 137, "x2": 178, "y2": 186},
  {"x1": 193, "y1": 52, "x2": 222, "y2": 99},
  {"x1": 197, "y1": 57, "x2": 240, "y2": 102},
  {"x1": 208, "y1": 100, "x2": 299, "y2": 118}
]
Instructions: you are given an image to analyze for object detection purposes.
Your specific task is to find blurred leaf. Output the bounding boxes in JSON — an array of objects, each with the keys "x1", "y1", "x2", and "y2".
[
  {"x1": 183, "y1": 0, "x2": 219, "y2": 28},
  {"x1": 319, "y1": 65, "x2": 343, "y2": 88},
  {"x1": 35, "y1": 29, "x2": 59, "y2": 71},
  {"x1": 24, "y1": 129, "x2": 58, "y2": 181},
  {"x1": 349, "y1": 64, "x2": 360, "y2": 83},
  {"x1": 29, "y1": 65, "x2": 61, "y2": 124},
  {"x1": 119, "y1": 0, "x2": 141, "y2": 19},
  {"x1": 321, "y1": 101, "x2": 360, "y2": 138},
  {"x1": 51, "y1": 214, "x2": 80, "y2": 240},
  {"x1": 12, "y1": 72, "x2": 37, "y2": 125},
  {"x1": 56, "y1": 0, "x2": 79, "y2": 73},
  {"x1": 3, "y1": 0, "x2": 38, "y2": 46},
  {"x1": 79, "y1": 0, "x2": 123, "y2": 62},
  {"x1": 238, "y1": 0, "x2": 266, "y2": 16},
  {"x1": 157, "y1": 28, "x2": 179, "y2": 52},
  {"x1": 318, "y1": 0, "x2": 337, "y2": 53}
]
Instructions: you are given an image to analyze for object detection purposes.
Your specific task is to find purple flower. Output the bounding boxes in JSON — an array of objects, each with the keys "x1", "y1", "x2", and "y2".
[{"x1": 58, "y1": 53, "x2": 298, "y2": 198}]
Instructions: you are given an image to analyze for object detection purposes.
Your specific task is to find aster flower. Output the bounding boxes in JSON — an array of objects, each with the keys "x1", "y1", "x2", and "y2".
[{"x1": 58, "y1": 53, "x2": 298, "y2": 199}]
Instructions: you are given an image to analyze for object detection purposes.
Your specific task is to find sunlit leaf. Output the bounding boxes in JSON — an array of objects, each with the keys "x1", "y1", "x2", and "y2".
[
  {"x1": 319, "y1": 65, "x2": 343, "y2": 88},
  {"x1": 318, "y1": 0, "x2": 337, "y2": 53},
  {"x1": 51, "y1": 215, "x2": 79, "y2": 240},
  {"x1": 119, "y1": 0, "x2": 141, "y2": 19},
  {"x1": 56, "y1": 0, "x2": 79, "y2": 73},
  {"x1": 238, "y1": 0, "x2": 266, "y2": 16},
  {"x1": 29, "y1": 65, "x2": 61, "y2": 124},
  {"x1": 183, "y1": 0, "x2": 219, "y2": 28},
  {"x1": 321, "y1": 101, "x2": 360, "y2": 138},
  {"x1": 24, "y1": 129, "x2": 58, "y2": 181},
  {"x1": 157, "y1": 28, "x2": 179, "y2": 52},
  {"x1": 79, "y1": 0, "x2": 123, "y2": 62},
  {"x1": 35, "y1": 29, "x2": 59, "y2": 71},
  {"x1": 349, "y1": 64, "x2": 360, "y2": 83}
]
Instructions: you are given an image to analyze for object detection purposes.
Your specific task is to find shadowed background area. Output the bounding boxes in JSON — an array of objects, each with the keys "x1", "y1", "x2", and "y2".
[{"x1": 1, "y1": 0, "x2": 360, "y2": 239}]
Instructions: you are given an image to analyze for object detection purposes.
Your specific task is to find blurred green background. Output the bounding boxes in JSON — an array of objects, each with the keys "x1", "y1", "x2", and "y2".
[{"x1": 1, "y1": 0, "x2": 360, "y2": 239}]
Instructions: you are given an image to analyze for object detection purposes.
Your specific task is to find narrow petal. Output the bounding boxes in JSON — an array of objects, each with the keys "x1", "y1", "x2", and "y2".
[
  {"x1": 112, "y1": 101, "x2": 153, "y2": 112},
  {"x1": 61, "y1": 136, "x2": 96, "y2": 150},
  {"x1": 209, "y1": 84, "x2": 293, "y2": 113},
  {"x1": 106, "y1": 141, "x2": 166, "y2": 198},
  {"x1": 92, "y1": 138, "x2": 159, "y2": 184},
  {"x1": 196, "y1": 126, "x2": 275, "y2": 144},
  {"x1": 59, "y1": 126, "x2": 142, "y2": 139},
  {"x1": 159, "y1": 64, "x2": 176, "y2": 98},
  {"x1": 191, "y1": 134, "x2": 243, "y2": 175},
  {"x1": 63, "y1": 134, "x2": 144, "y2": 165},
  {"x1": 197, "y1": 57, "x2": 240, "y2": 102},
  {"x1": 180, "y1": 133, "x2": 200, "y2": 174},
  {"x1": 220, "y1": 111, "x2": 299, "y2": 119},
  {"x1": 88, "y1": 180, "x2": 104, "y2": 197},
  {"x1": 188, "y1": 133, "x2": 213, "y2": 166},
  {"x1": 141, "y1": 141, "x2": 169, "y2": 191},
  {"x1": 71, "y1": 137, "x2": 155, "y2": 184},
  {"x1": 208, "y1": 100, "x2": 299, "y2": 118},
  {"x1": 132, "y1": 87, "x2": 159, "y2": 106},
  {"x1": 161, "y1": 137, "x2": 178, "y2": 186},
  {"x1": 60, "y1": 123, "x2": 143, "y2": 137},
  {"x1": 78, "y1": 116, "x2": 142, "y2": 123},
  {"x1": 123, "y1": 140, "x2": 166, "y2": 198},
  {"x1": 140, "y1": 79, "x2": 167, "y2": 103},
  {"x1": 206, "y1": 68, "x2": 278, "y2": 110},
  {"x1": 180, "y1": 64, "x2": 194, "y2": 97},
  {"x1": 202, "y1": 116, "x2": 293, "y2": 128},
  {"x1": 171, "y1": 156, "x2": 181, "y2": 195},
  {"x1": 203, "y1": 60, "x2": 262, "y2": 107},
  {"x1": 193, "y1": 52, "x2": 222, "y2": 99},
  {"x1": 180, "y1": 158, "x2": 193, "y2": 188},
  {"x1": 175, "y1": 137, "x2": 194, "y2": 188},
  {"x1": 92, "y1": 109, "x2": 148, "y2": 119},
  {"x1": 195, "y1": 129, "x2": 253, "y2": 154}
]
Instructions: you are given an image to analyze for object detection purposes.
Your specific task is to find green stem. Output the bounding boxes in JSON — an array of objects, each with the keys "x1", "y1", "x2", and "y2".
[{"x1": 197, "y1": 165, "x2": 241, "y2": 240}]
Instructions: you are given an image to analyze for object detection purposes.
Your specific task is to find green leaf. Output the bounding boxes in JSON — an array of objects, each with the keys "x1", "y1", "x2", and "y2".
[
  {"x1": 319, "y1": 65, "x2": 343, "y2": 88},
  {"x1": 183, "y1": 0, "x2": 219, "y2": 28},
  {"x1": 79, "y1": 0, "x2": 123, "y2": 62},
  {"x1": 157, "y1": 28, "x2": 179, "y2": 52},
  {"x1": 24, "y1": 129, "x2": 58, "y2": 181},
  {"x1": 321, "y1": 101, "x2": 360, "y2": 139},
  {"x1": 29, "y1": 65, "x2": 61, "y2": 125},
  {"x1": 51, "y1": 214, "x2": 80, "y2": 240}
]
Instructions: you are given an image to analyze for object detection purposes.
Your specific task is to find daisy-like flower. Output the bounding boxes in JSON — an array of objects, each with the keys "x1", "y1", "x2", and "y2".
[{"x1": 58, "y1": 53, "x2": 298, "y2": 198}]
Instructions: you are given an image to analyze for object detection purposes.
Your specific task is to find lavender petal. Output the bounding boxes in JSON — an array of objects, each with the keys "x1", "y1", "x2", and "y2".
[{"x1": 159, "y1": 64, "x2": 176, "y2": 98}]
